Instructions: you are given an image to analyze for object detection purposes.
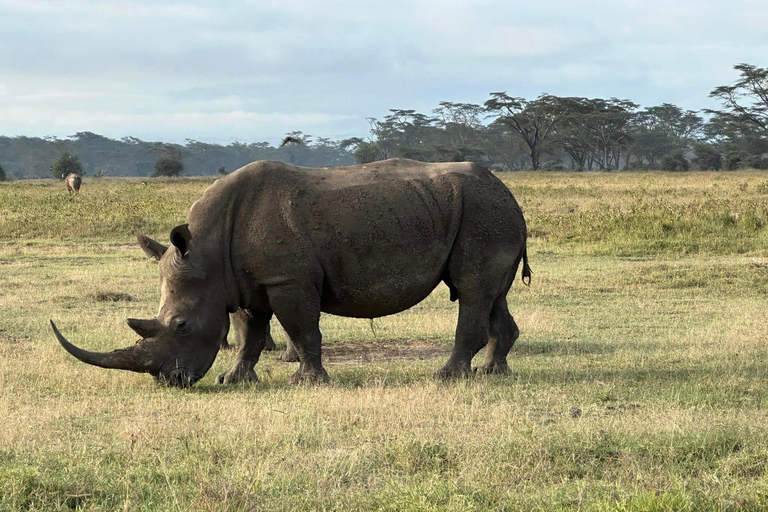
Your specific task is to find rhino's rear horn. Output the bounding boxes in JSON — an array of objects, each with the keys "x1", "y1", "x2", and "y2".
[
  {"x1": 50, "y1": 320, "x2": 158, "y2": 374},
  {"x1": 127, "y1": 318, "x2": 161, "y2": 339}
]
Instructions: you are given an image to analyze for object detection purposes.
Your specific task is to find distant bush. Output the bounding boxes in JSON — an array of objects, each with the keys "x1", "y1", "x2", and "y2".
[
  {"x1": 52, "y1": 152, "x2": 84, "y2": 179},
  {"x1": 692, "y1": 146, "x2": 722, "y2": 170},
  {"x1": 624, "y1": 161, "x2": 650, "y2": 171},
  {"x1": 661, "y1": 151, "x2": 690, "y2": 172},
  {"x1": 217, "y1": 166, "x2": 227, "y2": 175},
  {"x1": 741, "y1": 154, "x2": 768, "y2": 170},
  {"x1": 153, "y1": 157, "x2": 183, "y2": 177},
  {"x1": 541, "y1": 161, "x2": 567, "y2": 171},
  {"x1": 354, "y1": 142, "x2": 380, "y2": 164},
  {"x1": 0, "y1": 164, "x2": 6, "y2": 181}
]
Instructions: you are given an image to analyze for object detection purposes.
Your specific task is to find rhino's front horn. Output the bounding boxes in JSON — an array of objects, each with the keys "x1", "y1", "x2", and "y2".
[{"x1": 50, "y1": 320, "x2": 159, "y2": 374}]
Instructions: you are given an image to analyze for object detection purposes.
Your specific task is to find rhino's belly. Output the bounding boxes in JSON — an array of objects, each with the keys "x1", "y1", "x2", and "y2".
[{"x1": 320, "y1": 271, "x2": 443, "y2": 319}]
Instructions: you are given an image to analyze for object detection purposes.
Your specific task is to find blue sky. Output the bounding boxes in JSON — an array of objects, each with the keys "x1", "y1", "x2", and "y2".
[{"x1": 1, "y1": 0, "x2": 766, "y2": 145}]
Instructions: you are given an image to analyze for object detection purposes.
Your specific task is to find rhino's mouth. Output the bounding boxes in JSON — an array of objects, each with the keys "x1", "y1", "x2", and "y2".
[{"x1": 156, "y1": 369, "x2": 199, "y2": 388}]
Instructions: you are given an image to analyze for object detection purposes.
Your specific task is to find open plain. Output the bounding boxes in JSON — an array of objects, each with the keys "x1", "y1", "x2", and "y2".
[{"x1": 2, "y1": 171, "x2": 768, "y2": 511}]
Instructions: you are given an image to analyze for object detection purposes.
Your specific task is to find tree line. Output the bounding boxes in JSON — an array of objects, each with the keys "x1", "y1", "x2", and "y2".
[{"x1": 1, "y1": 63, "x2": 767, "y2": 179}]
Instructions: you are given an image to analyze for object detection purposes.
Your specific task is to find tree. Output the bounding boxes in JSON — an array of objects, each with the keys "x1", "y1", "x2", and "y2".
[
  {"x1": 217, "y1": 166, "x2": 227, "y2": 175},
  {"x1": 153, "y1": 157, "x2": 184, "y2": 177},
  {"x1": 709, "y1": 63, "x2": 768, "y2": 134},
  {"x1": 151, "y1": 143, "x2": 184, "y2": 177},
  {"x1": 0, "y1": 163, "x2": 6, "y2": 181},
  {"x1": 354, "y1": 142, "x2": 380, "y2": 164},
  {"x1": 485, "y1": 93, "x2": 567, "y2": 170},
  {"x1": 431, "y1": 102, "x2": 487, "y2": 163},
  {"x1": 692, "y1": 144, "x2": 722, "y2": 170},
  {"x1": 52, "y1": 151, "x2": 83, "y2": 179},
  {"x1": 555, "y1": 97, "x2": 637, "y2": 170},
  {"x1": 661, "y1": 151, "x2": 690, "y2": 172}
]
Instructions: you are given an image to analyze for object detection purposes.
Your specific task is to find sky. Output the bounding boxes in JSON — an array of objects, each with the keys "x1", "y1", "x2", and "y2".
[{"x1": 1, "y1": 0, "x2": 767, "y2": 145}]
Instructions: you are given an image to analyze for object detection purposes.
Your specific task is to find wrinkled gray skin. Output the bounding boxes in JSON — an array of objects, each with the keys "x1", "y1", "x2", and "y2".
[
  {"x1": 52, "y1": 158, "x2": 530, "y2": 388},
  {"x1": 65, "y1": 173, "x2": 81, "y2": 193}
]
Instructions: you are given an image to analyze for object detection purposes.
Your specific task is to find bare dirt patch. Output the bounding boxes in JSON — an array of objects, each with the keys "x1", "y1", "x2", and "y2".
[
  {"x1": 0, "y1": 329, "x2": 30, "y2": 344},
  {"x1": 91, "y1": 292, "x2": 135, "y2": 302},
  {"x1": 320, "y1": 340, "x2": 449, "y2": 365}
]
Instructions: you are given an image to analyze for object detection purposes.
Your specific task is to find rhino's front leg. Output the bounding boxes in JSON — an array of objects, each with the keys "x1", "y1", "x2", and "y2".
[
  {"x1": 268, "y1": 284, "x2": 329, "y2": 384},
  {"x1": 216, "y1": 309, "x2": 272, "y2": 385}
]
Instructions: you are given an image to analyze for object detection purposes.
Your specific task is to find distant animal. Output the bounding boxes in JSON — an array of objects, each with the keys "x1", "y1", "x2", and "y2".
[
  {"x1": 65, "y1": 173, "x2": 81, "y2": 193},
  {"x1": 51, "y1": 158, "x2": 531, "y2": 388},
  {"x1": 280, "y1": 136, "x2": 303, "y2": 147},
  {"x1": 142, "y1": 181, "x2": 148, "y2": 186}
]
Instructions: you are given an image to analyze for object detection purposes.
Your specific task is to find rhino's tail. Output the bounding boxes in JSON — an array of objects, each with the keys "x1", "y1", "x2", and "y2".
[{"x1": 521, "y1": 246, "x2": 532, "y2": 287}]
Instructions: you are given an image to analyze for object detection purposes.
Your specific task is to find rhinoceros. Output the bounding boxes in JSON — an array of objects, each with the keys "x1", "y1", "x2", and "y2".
[
  {"x1": 51, "y1": 158, "x2": 531, "y2": 388},
  {"x1": 65, "y1": 173, "x2": 82, "y2": 193}
]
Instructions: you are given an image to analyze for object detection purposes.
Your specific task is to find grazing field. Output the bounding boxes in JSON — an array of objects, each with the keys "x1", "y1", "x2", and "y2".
[{"x1": 2, "y1": 171, "x2": 768, "y2": 511}]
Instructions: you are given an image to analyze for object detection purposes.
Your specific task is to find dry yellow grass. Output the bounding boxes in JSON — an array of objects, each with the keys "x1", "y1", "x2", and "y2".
[{"x1": 2, "y1": 171, "x2": 768, "y2": 510}]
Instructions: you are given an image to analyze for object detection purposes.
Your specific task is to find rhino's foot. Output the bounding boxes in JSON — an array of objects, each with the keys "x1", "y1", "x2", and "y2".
[
  {"x1": 215, "y1": 367, "x2": 258, "y2": 385},
  {"x1": 289, "y1": 367, "x2": 330, "y2": 385},
  {"x1": 279, "y1": 347, "x2": 300, "y2": 362},
  {"x1": 474, "y1": 360, "x2": 511, "y2": 376},
  {"x1": 434, "y1": 362, "x2": 473, "y2": 380}
]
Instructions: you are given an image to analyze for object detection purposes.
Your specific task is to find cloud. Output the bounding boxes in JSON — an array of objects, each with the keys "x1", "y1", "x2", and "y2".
[{"x1": 1, "y1": 0, "x2": 768, "y2": 141}]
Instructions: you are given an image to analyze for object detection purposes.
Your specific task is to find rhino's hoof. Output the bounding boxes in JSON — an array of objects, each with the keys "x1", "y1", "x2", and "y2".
[
  {"x1": 289, "y1": 367, "x2": 330, "y2": 385},
  {"x1": 215, "y1": 369, "x2": 258, "y2": 385},
  {"x1": 473, "y1": 361, "x2": 511, "y2": 376},
  {"x1": 434, "y1": 364, "x2": 472, "y2": 380}
]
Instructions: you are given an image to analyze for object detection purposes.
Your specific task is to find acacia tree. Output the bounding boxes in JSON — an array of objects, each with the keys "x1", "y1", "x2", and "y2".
[
  {"x1": 628, "y1": 103, "x2": 702, "y2": 169},
  {"x1": 706, "y1": 64, "x2": 768, "y2": 168},
  {"x1": 485, "y1": 93, "x2": 567, "y2": 170},
  {"x1": 559, "y1": 98, "x2": 637, "y2": 170},
  {"x1": 709, "y1": 63, "x2": 768, "y2": 134},
  {"x1": 340, "y1": 137, "x2": 380, "y2": 164},
  {"x1": 52, "y1": 151, "x2": 84, "y2": 179},
  {"x1": 151, "y1": 143, "x2": 184, "y2": 177},
  {"x1": 431, "y1": 102, "x2": 487, "y2": 163}
]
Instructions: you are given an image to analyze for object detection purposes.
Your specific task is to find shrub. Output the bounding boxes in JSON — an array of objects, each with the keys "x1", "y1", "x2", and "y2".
[
  {"x1": 692, "y1": 146, "x2": 722, "y2": 170},
  {"x1": 52, "y1": 152, "x2": 84, "y2": 179},
  {"x1": 722, "y1": 151, "x2": 743, "y2": 171},
  {"x1": 354, "y1": 142, "x2": 380, "y2": 164},
  {"x1": 741, "y1": 154, "x2": 768, "y2": 170},
  {"x1": 153, "y1": 157, "x2": 183, "y2": 177},
  {"x1": 661, "y1": 151, "x2": 690, "y2": 172}
]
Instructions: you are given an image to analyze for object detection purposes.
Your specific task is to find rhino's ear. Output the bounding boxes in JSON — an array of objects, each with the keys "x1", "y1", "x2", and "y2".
[
  {"x1": 137, "y1": 234, "x2": 167, "y2": 261},
  {"x1": 170, "y1": 224, "x2": 192, "y2": 257}
]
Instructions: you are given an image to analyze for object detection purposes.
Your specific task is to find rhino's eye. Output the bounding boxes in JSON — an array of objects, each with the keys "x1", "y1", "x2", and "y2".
[{"x1": 174, "y1": 319, "x2": 188, "y2": 333}]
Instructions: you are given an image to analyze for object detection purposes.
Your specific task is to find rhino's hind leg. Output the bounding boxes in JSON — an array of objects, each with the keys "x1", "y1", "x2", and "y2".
[
  {"x1": 269, "y1": 284, "x2": 329, "y2": 384},
  {"x1": 216, "y1": 309, "x2": 271, "y2": 385},
  {"x1": 474, "y1": 296, "x2": 518, "y2": 375},
  {"x1": 435, "y1": 298, "x2": 493, "y2": 379}
]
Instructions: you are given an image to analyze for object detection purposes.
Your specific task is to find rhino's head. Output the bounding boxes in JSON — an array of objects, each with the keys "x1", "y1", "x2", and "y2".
[{"x1": 51, "y1": 224, "x2": 229, "y2": 388}]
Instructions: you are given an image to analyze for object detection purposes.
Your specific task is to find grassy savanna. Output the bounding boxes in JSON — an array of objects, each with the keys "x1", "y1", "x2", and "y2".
[{"x1": 2, "y1": 171, "x2": 768, "y2": 511}]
